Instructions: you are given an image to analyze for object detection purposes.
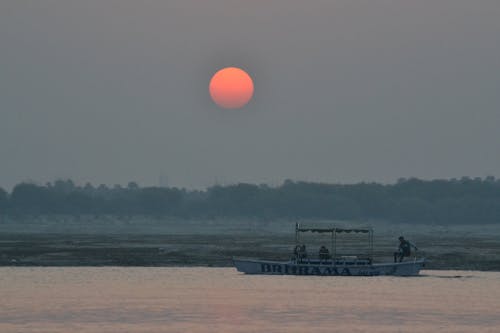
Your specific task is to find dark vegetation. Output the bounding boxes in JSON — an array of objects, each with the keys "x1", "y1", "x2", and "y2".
[{"x1": 1, "y1": 177, "x2": 500, "y2": 224}]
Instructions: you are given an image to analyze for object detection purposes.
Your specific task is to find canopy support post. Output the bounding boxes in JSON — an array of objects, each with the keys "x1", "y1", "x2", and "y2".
[
  {"x1": 295, "y1": 222, "x2": 299, "y2": 245},
  {"x1": 369, "y1": 229, "x2": 373, "y2": 262},
  {"x1": 332, "y1": 228, "x2": 337, "y2": 260}
]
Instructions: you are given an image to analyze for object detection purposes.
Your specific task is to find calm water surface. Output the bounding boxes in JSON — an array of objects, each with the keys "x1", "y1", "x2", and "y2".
[{"x1": 1, "y1": 267, "x2": 499, "y2": 332}]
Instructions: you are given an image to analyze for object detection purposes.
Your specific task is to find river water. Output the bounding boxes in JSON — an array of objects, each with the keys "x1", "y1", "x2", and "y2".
[{"x1": 1, "y1": 267, "x2": 499, "y2": 332}]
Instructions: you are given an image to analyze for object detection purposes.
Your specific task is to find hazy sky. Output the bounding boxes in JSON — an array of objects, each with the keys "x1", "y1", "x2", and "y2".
[{"x1": 1, "y1": 1, "x2": 499, "y2": 189}]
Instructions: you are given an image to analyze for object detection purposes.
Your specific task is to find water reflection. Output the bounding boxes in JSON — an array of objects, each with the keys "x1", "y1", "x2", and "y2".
[{"x1": 0, "y1": 268, "x2": 499, "y2": 332}]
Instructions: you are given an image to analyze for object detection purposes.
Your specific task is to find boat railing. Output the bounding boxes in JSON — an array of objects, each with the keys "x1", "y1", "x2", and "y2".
[{"x1": 293, "y1": 255, "x2": 372, "y2": 266}]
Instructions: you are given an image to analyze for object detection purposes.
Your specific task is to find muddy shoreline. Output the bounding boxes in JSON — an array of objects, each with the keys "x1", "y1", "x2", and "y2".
[{"x1": 1, "y1": 231, "x2": 499, "y2": 270}]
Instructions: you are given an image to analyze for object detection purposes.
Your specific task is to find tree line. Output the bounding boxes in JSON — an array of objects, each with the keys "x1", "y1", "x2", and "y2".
[{"x1": 1, "y1": 177, "x2": 499, "y2": 224}]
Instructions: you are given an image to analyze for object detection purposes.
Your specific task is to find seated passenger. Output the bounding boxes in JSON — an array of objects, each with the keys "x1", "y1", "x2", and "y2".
[
  {"x1": 300, "y1": 244, "x2": 307, "y2": 259},
  {"x1": 293, "y1": 245, "x2": 301, "y2": 259},
  {"x1": 319, "y1": 245, "x2": 330, "y2": 260},
  {"x1": 294, "y1": 244, "x2": 308, "y2": 261}
]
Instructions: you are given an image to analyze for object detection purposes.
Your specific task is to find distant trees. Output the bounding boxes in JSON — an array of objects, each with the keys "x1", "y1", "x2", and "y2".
[
  {"x1": 0, "y1": 187, "x2": 7, "y2": 211},
  {"x1": 1, "y1": 177, "x2": 500, "y2": 224}
]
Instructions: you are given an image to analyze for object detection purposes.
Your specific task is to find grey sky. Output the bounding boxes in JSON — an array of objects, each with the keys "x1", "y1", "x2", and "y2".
[{"x1": 1, "y1": 1, "x2": 499, "y2": 189}]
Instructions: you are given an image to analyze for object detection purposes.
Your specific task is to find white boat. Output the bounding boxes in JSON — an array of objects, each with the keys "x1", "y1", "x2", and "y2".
[{"x1": 233, "y1": 224, "x2": 425, "y2": 276}]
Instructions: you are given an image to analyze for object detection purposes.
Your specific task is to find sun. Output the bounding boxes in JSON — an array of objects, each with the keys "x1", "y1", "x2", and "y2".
[{"x1": 209, "y1": 67, "x2": 254, "y2": 109}]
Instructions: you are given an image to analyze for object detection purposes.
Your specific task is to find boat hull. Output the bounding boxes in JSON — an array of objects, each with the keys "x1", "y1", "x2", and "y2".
[{"x1": 233, "y1": 258, "x2": 425, "y2": 276}]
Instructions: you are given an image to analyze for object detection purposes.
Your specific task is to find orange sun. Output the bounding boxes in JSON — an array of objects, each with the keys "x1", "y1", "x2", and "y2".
[{"x1": 209, "y1": 67, "x2": 254, "y2": 109}]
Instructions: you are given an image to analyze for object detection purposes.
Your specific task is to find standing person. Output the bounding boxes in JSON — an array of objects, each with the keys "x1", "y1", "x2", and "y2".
[{"x1": 394, "y1": 236, "x2": 418, "y2": 262}]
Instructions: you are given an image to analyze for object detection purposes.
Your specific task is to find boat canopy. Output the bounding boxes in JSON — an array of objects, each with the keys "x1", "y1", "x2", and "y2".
[
  {"x1": 295, "y1": 223, "x2": 374, "y2": 261},
  {"x1": 296, "y1": 227, "x2": 371, "y2": 234}
]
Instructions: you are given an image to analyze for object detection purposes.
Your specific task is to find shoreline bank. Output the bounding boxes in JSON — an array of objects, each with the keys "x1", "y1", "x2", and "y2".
[{"x1": 1, "y1": 232, "x2": 499, "y2": 271}]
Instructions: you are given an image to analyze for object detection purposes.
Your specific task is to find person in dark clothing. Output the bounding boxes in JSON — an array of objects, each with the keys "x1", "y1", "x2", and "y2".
[
  {"x1": 394, "y1": 236, "x2": 418, "y2": 262},
  {"x1": 300, "y1": 244, "x2": 307, "y2": 259},
  {"x1": 293, "y1": 245, "x2": 300, "y2": 258},
  {"x1": 319, "y1": 245, "x2": 330, "y2": 261},
  {"x1": 294, "y1": 244, "x2": 308, "y2": 262}
]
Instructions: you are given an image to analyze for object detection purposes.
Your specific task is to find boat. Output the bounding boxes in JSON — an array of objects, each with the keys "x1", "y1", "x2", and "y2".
[{"x1": 233, "y1": 223, "x2": 425, "y2": 276}]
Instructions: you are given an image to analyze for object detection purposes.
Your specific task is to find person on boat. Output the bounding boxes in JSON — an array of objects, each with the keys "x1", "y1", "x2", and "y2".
[
  {"x1": 319, "y1": 245, "x2": 330, "y2": 261},
  {"x1": 300, "y1": 244, "x2": 307, "y2": 260},
  {"x1": 293, "y1": 245, "x2": 301, "y2": 260},
  {"x1": 394, "y1": 236, "x2": 418, "y2": 262},
  {"x1": 293, "y1": 244, "x2": 307, "y2": 262}
]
